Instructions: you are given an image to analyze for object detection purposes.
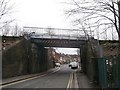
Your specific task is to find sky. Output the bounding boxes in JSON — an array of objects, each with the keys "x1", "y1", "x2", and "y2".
[
  {"x1": 8, "y1": 0, "x2": 118, "y2": 54},
  {"x1": 55, "y1": 48, "x2": 78, "y2": 55},
  {"x1": 12, "y1": 0, "x2": 74, "y2": 28},
  {"x1": 10, "y1": 0, "x2": 118, "y2": 40},
  {"x1": 10, "y1": 0, "x2": 78, "y2": 55}
]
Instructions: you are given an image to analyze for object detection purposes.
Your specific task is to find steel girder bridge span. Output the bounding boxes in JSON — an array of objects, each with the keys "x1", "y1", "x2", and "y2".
[{"x1": 23, "y1": 26, "x2": 94, "y2": 48}]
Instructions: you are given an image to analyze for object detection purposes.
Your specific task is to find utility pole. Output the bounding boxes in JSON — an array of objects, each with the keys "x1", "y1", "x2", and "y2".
[
  {"x1": 118, "y1": 1, "x2": 120, "y2": 40},
  {"x1": 118, "y1": 1, "x2": 120, "y2": 56}
]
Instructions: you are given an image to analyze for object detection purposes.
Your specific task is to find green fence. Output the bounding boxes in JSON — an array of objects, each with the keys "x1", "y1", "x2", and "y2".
[
  {"x1": 98, "y1": 58, "x2": 108, "y2": 88},
  {"x1": 98, "y1": 56, "x2": 120, "y2": 89}
]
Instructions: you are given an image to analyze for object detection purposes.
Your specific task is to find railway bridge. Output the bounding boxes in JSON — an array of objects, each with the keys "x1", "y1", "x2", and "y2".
[{"x1": 23, "y1": 26, "x2": 94, "y2": 48}]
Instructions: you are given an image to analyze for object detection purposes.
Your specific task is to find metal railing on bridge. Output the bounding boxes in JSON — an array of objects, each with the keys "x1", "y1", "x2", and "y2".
[
  {"x1": 30, "y1": 34, "x2": 89, "y2": 40},
  {"x1": 23, "y1": 26, "x2": 94, "y2": 40}
]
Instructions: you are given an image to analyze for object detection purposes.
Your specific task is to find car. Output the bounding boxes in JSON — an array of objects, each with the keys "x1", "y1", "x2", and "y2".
[
  {"x1": 68, "y1": 62, "x2": 72, "y2": 67},
  {"x1": 55, "y1": 63, "x2": 60, "y2": 67},
  {"x1": 70, "y1": 61, "x2": 78, "y2": 69}
]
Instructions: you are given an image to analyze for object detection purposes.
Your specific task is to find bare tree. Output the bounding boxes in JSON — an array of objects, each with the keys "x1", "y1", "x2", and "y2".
[
  {"x1": 11, "y1": 24, "x2": 20, "y2": 36},
  {"x1": 13, "y1": 24, "x2": 23, "y2": 36},
  {"x1": 65, "y1": 0, "x2": 119, "y2": 39},
  {"x1": 2, "y1": 22, "x2": 10, "y2": 36},
  {"x1": 0, "y1": 0, "x2": 14, "y2": 35},
  {"x1": 65, "y1": 0, "x2": 120, "y2": 55}
]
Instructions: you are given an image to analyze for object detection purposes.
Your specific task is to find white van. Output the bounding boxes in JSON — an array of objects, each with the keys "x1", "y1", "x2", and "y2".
[{"x1": 70, "y1": 61, "x2": 78, "y2": 69}]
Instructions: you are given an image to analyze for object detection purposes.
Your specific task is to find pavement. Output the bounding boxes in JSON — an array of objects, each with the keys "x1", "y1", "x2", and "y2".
[
  {"x1": 1, "y1": 67, "x2": 60, "y2": 86},
  {"x1": 76, "y1": 69, "x2": 101, "y2": 90}
]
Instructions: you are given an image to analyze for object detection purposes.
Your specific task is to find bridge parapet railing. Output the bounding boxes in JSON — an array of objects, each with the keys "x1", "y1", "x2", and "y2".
[
  {"x1": 23, "y1": 26, "x2": 94, "y2": 40},
  {"x1": 30, "y1": 34, "x2": 89, "y2": 40}
]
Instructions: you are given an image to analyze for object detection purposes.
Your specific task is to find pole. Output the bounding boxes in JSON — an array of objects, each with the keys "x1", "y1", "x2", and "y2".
[{"x1": 118, "y1": 1, "x2": 120, "y2": 56}]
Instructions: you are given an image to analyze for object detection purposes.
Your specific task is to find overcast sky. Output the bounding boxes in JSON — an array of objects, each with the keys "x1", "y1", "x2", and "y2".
[
  {"x1": 7, "y1": 0, "x2": 119, "y2": 54},
  {"x1": 11, "y1": 0, "x2": 78, "y2": 54},
  {"x1": 12, "y1": 0, "x2": 74, "y2": 28}
]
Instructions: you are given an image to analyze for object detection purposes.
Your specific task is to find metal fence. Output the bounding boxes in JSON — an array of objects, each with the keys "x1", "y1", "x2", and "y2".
[{"x1": 98, "y1": 56, "x2": 120, "y2": 89}]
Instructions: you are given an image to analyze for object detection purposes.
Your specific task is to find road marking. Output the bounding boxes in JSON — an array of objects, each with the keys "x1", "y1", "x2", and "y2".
[
  {"x1": 67, "y1": 72, "x2": 73, "y2": 90},
  {"x1": 74, "y1": 72, "x2": 79, "y2": 88},
  {"x1": 1, "y1": 68, "x2": 60, "y2": 88}
]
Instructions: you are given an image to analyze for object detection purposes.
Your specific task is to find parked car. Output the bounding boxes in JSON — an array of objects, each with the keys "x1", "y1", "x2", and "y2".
[
  {"x1": 70, "y1": 61, "x2": 78, "y2": 69},
  {"x1": 68, "y1": 62, "x2": 72, "y2": 67},
  {"x1": 55, "y1": 63, "x2": 60, "y2": 67}
]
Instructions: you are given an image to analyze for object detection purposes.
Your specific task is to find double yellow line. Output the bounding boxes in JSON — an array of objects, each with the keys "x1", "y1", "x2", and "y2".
[{"x1": 67, "y1": 72, "x2": 74, "y2": 90}]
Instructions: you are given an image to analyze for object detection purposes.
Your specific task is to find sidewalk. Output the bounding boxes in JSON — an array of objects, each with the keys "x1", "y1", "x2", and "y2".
[
  {"x1": 76, "y1": 69, "x2": 100, "y2": 90},
  {"x1": 1, "y1": 67, "x2": 59, "y2": 85}
]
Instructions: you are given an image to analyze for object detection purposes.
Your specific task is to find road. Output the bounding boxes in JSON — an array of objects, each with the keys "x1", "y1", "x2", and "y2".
[{"x1": 2, "y1": 64, "x2": 78, "y2": 89}]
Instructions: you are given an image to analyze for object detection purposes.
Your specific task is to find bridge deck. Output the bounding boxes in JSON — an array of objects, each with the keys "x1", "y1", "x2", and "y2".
[
  {"x1": 23, "y1": 26, "x2": 94, "y2": 48},
  {"x1": 31, "y1": 37, "x2": 87, "y2": 48},
  {"x1": 31, "y1": 34, "x2": 88, "y2": 41}
]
